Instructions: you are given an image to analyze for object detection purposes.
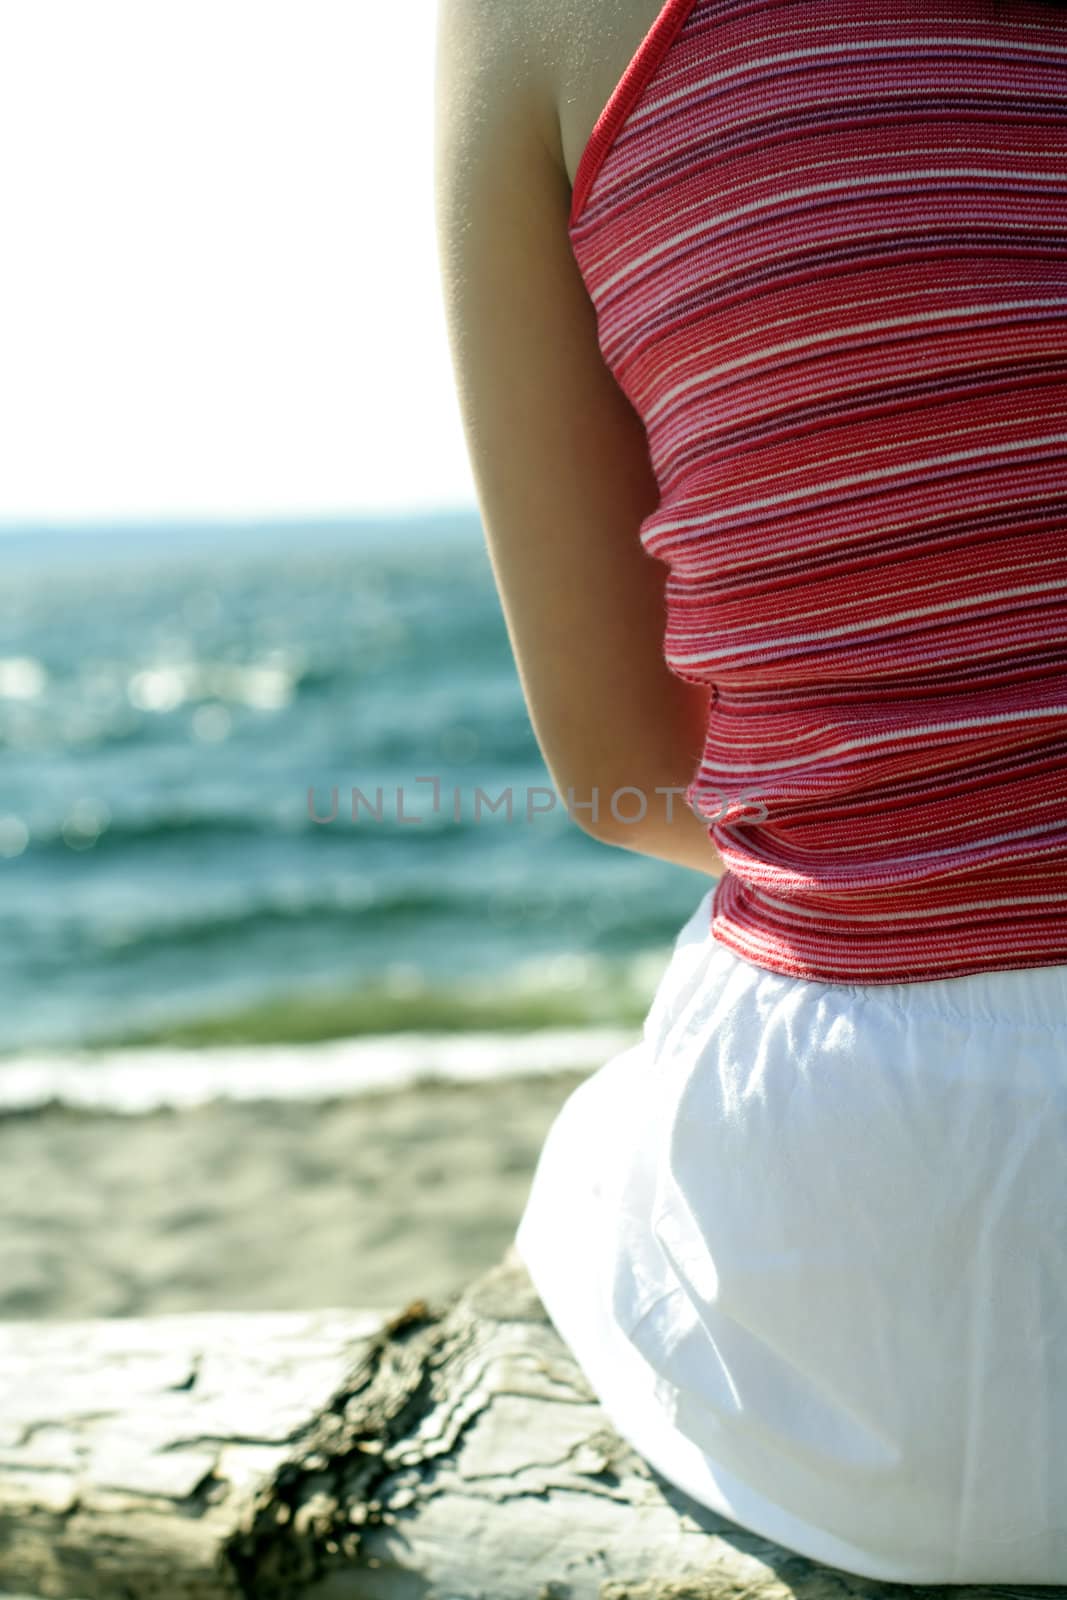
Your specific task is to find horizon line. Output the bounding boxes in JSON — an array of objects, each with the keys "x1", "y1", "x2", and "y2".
[{"x1": 0, "y1": 503, "x2": 480, "y2": 536}]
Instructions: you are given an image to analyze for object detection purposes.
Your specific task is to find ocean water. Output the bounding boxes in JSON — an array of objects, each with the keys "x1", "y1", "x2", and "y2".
[{"x1": 0, "y1": 511, "x2": 711, "y2": 1088}]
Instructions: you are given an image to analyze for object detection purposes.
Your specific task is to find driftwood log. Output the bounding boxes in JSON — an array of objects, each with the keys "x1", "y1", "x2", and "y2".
[{"x1": 0, "y1": 1246, "x2": 1063, "y2": 1600}]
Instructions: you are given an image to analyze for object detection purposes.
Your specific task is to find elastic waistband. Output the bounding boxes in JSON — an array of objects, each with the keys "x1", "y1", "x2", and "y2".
[
  {"x1": 835, "y1": 957, "x2": 1067, "y2": 1031},
  {"x1": 683, "y1": 890, "x2": 1067, "y2": 1031}
]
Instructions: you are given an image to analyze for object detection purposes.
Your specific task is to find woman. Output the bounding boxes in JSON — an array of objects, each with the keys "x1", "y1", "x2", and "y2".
[{"x1": 434, "y1": 0, "x2": 1067, "y2": 1581}]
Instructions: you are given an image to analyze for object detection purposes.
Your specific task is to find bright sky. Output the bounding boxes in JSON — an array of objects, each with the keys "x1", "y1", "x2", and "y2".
[{"x1": 0, "y1": 1, "x2": 477, "y2": 526}]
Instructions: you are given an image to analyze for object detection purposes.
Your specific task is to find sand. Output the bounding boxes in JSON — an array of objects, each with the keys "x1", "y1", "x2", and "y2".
[{"x1": 0, "y1": 1068, "x2": 590, "y2": 1322}]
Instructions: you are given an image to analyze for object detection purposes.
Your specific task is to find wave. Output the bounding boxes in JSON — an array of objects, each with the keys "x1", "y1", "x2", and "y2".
[
  {"x1": 62, "y1": 879, "x2": 593, "y2": 964},
  {"x1": 14, "y1": 813, "x2": 506, "y2": 870},
  {"x1": 0, "y1": 1025, "x2": 641, "y2": 1115},
  {"x1": 76, "y1": 950, "x2": 663, "y2": 1048}
]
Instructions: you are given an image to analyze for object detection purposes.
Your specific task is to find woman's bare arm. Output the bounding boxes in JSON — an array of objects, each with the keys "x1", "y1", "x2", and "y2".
[{"x1": 433, "y1": 0, "x2": 723, "y2": 882}]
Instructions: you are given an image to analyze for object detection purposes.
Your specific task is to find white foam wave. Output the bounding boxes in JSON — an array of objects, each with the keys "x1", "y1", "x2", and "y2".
[{"x1": 0, "y1": 1027, "x2": 641, "y2": 1115}]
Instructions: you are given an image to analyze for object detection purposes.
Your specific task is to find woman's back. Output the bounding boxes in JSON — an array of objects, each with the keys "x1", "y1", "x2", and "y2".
[
  {"x1": 552, "y1": 0, "x2": 1067, "y2": 984},
  {"x1": 437, "y1": 0, "x2": 1067, "y2": 1581}
]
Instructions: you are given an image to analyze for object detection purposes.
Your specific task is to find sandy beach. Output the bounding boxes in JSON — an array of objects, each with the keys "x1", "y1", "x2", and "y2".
[{"x1": 0, "y1": 1067, "x2": 589, "y2": 1322}]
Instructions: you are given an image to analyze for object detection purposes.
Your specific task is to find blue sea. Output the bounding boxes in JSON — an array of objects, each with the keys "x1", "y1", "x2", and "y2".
[{"x1": 0, "y1": 510, "x2": 710, "y2": 1103}]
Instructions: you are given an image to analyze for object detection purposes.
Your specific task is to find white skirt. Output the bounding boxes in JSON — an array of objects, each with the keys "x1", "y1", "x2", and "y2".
[{"x1": 515, "y1": 886, "x2": 1067, "y2": 1584}]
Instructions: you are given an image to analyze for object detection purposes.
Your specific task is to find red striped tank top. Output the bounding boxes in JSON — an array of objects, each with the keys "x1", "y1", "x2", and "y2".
[{"x1": 570, "y1": 0, "x2": 1067, "y2": 983}]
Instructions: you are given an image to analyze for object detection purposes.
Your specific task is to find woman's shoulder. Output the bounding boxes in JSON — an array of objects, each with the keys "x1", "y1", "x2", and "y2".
[
  {"x1": 546, "y1": 0, "x2": 673, "y2": 189},
  {"x1": 547, "y1": 0, "x2": 671, "y2": 187},
  {"x1": 437, "y1": 0, "x2": 672, "y2": 193}
]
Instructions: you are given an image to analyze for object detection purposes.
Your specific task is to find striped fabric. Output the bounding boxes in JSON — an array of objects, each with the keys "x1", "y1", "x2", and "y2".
[{"x1": 569, "y1": 0, "x2": 1067, "y2": 982}]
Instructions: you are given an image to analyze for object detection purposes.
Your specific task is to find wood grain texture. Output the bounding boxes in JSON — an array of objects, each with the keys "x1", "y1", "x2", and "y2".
[
  {"x1": 0, "y1": 1306, "x2": 388, "y2": 1598},
  {"x1": 1, "y1": 1251, "x2": 1063, "y2": 1600}
]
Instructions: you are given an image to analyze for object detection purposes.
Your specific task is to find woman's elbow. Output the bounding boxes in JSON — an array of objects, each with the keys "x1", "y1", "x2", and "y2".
[{"x1": 553, "y1": 766, "x2": 690, "y2": 844}]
